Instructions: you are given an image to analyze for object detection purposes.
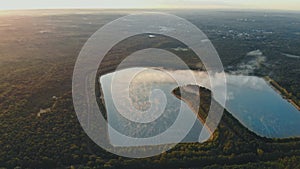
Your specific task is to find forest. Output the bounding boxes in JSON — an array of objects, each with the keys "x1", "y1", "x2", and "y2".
[{"x1": 0, "y1": 10, "x2": 300, "y2": 168}]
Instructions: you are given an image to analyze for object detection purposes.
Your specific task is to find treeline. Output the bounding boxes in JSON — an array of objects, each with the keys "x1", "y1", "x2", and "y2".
[{"x1": 1, "y1": 88, "x2": 300, "y2": 169}]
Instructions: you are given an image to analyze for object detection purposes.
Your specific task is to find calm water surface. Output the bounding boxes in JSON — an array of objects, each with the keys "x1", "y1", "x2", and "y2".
[{"x1": 100, "y1": 68, "x2": 300, "y2": 142}]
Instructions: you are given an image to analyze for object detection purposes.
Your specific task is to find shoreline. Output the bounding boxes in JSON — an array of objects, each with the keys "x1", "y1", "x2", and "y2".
[
  {"x1": 264, "y1": 76, "x2": 300, "y2": 111},
  {"x1": 172, "y1": 87, "x2": 214, "y2": 135}
]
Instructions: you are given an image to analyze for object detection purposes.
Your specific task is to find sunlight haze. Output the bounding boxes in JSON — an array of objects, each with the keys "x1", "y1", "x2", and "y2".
[{"x1": 0, "y1": 0, "x2": 299, "y2": 11}]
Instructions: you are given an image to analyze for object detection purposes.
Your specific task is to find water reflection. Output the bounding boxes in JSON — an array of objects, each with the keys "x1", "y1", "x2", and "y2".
[
  {"x1": 100, "y1": 67, "x2": 300, "y2": 145},
  {"x1": 100, "y1": 68, "x2": 207, "y2": 146}
]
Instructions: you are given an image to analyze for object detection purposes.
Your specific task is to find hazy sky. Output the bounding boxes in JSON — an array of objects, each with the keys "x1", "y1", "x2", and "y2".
[{"x1": 1, "y1": 0, "x2": 300, "y2": 11}]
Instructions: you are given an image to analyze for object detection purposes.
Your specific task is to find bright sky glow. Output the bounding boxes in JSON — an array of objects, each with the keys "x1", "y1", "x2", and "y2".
[{"x1": 0, "y1": 0, "x2": 299, "y2": 11}]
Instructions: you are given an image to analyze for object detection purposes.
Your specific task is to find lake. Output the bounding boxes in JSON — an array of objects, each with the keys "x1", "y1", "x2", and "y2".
[
  {"x1": 99, "y1": 67, "x2": 300, "y2": 146},
  {"x1": 224, "y1": 75, "x2": 300, "y2": 138}
]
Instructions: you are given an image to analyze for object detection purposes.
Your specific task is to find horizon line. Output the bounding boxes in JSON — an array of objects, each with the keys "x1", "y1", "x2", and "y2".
[{"x1": 0, "y1": 7, "x2": 300, "y2": 13}]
